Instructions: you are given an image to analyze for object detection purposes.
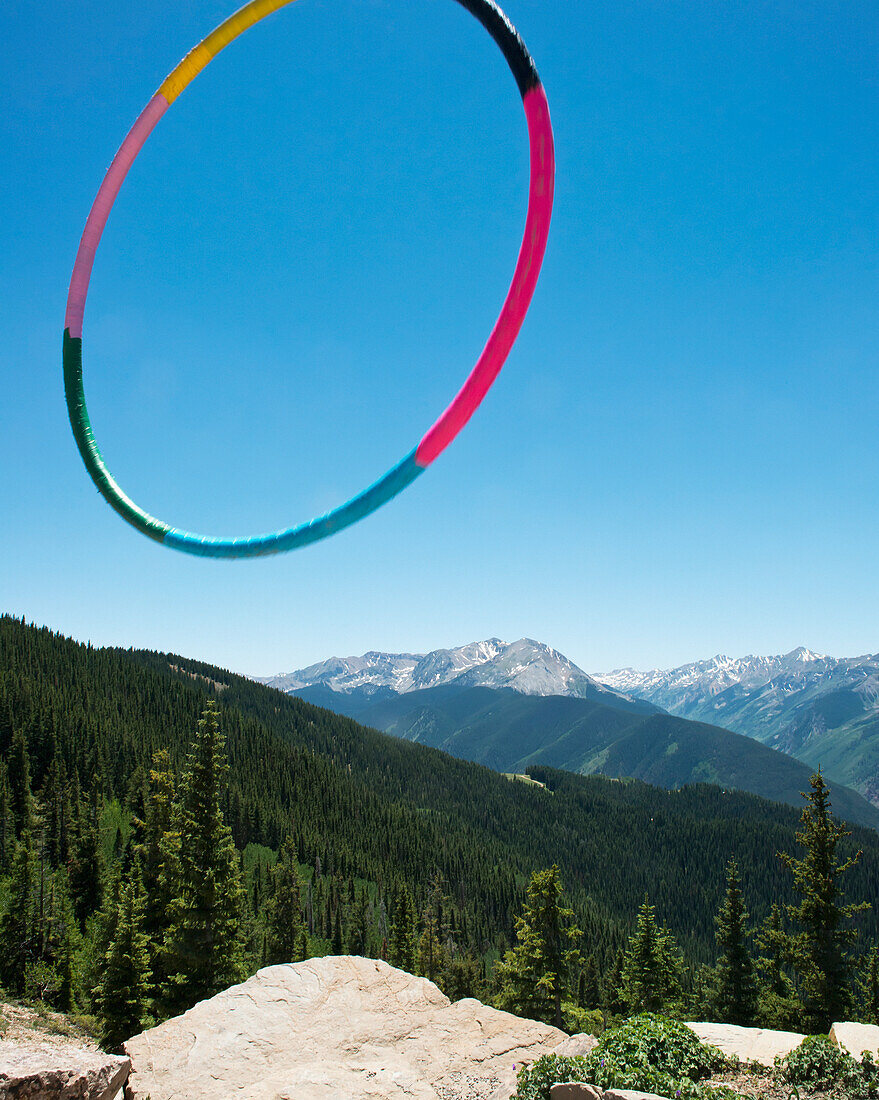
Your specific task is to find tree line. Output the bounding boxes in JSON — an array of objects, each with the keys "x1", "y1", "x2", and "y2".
[{"x1": 497, "y1": 771, "x2": 877, "y2": 1036}]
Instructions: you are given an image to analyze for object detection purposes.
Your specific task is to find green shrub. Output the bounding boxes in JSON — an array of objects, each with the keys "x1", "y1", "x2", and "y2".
[
  {"x1": 512, "y1": 1053, "x2": 590, "y2": 1100},
  {"x1": 511, "y1": 1014, "x2": 749, "y2": 1100},
  {"x1": 775, "y1": 1035, "x2": 872, "y2": 1096},
  {"x1": 582, "y1": 1013, "x2": 735, "y2": 1100}
]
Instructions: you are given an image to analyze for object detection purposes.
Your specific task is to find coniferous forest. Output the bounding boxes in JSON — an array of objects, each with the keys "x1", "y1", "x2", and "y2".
[{"x1": 2, "y1": 613, "x2": 879, "y2": 1045}]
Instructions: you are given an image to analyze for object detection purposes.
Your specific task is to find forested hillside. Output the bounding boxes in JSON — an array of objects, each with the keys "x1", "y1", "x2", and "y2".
[
  {"x1": 291, "y1": 680, "x2": 879, "y2": 829},
  {"x1": 2, "y1": 614, "x2": 879, "y2": 1038}
]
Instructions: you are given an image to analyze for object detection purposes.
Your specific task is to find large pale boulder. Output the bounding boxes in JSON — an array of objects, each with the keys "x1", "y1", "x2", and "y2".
[
  {"x1": 603, "y1": 1091, "x2": 673, "y2": 1100},
  {"x1": 830, "y1": 1021, "x2": 879, "y2": 1060},
  {"x1": 123, "y1": 956, "x2": 566, "y2": 1100},
  {"x1": 552, "y1": 1033, "x2": 597, "y2": 1058},
  {"x1": 684, "y1": 1022, "x2": 804, "y2": 1066},
  {"x1": 0, "y1": 1040, "x2": 129, "y2": 1099},
  {"x1": 549, "y1": 1085, "x2": 602, "y2": 1100}
]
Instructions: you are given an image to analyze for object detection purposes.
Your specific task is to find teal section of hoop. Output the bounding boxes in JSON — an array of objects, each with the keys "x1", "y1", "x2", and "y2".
[{"x1": 64, "y1": 328, "x2": 424, "y2": 559}]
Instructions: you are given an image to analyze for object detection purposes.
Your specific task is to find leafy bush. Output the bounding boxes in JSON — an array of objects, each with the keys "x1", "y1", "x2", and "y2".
[
  {"x1": 776, "y1": 1035, "x2": 875, "y2": 1097},
  {"x1": 512, "y1": 1053, "x2": 590, "y2": 1100},
  {"x1": 560, "y1": 1002, "x2": 604, "y2": 1036},
  {"x1": 512, "y1": 1014, "x2": 740, "y2": 1100},
  {"x1": 582, "y1": 1013, "x2": 734, "y2": 1100}
]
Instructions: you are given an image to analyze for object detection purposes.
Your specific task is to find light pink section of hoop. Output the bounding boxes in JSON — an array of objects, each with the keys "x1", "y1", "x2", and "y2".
[
  {"x1": 65, "y1": 93, "x2": 170, "y2": 338},
  {"x1": 415, "y1": 83, "x2": 555, "y2": 467}
]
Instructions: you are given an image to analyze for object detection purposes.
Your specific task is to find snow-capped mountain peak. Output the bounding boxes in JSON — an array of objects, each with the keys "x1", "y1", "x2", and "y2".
[
  {"x1": 260, "y1": 638, "x2": 631, "y2": 702},
  {"x1": 593, "y1": 648, "x2": 879, "y2": 783}
]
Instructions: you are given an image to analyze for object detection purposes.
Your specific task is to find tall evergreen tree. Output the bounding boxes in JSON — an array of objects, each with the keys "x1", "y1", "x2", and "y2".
[
  {"x1": 41, "y1": 742, "x2": 66, "y2": 867},
  {"x1": 603, "y1": 947, "x2": 627, "y2": 1015},
  {"x1": 0, "y1": 760, "x2": 16, "y2": 872},
  {"x1": 713, "y1": 859, "x2": 757, "y2": 1025},
  {"x1": 622, "y1": 895, "x2": 681, "y2": 1013},
  {"x1": 0, "y1": 831, "x2": 36, "y2": 993},
  {"x1": 578, "y1": 953, "x2": 602, "y2": 1009},
  {"x1": 494, "y1": 866, "x2": 583, "y2": 1028},
  {"x1": 162, "y1": 702, "x2": 245, "y2": 1013},
  {"x1": 42, "y1": 867, "x2": 78, "y2": 1011},
  {"x1": 418, "y1": 908, "x2": 441, "y2": 982},
  {"x1": 264, "y1": 835, "x2": 307, "y2": 965},
  {"x1": 137, "y1": 749, "x2": 179, "y2": 1002},
  {"x1": 349, "y1": 888, "x2": 371, "y2": 958},
  {"x1": 754, "y1": 903, "x2": 799, "y2": 1029},
  {"x1": 860, "y1": 946, "x2": 879, "y2": 1025},
  {"x1": 68, "y1": 787, "x2": 104, "y2": 928},
  {"x1": 8, "y1": 727, "x2": 32, "y2": 836},
  {"x1": 780, "y1": 771, "x2": 869, "y2": 1030},
  {"x1": 388, "y1": 884, "x2": 418, "y2": 972},
  {"x1": 98, "y1": 871, "x2": 151, "y2": 1050}
]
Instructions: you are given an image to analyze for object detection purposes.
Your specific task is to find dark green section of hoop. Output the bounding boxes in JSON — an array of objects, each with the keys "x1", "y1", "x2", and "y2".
[
  {"x1": 63, "y1": 330, "x2": 170, "y2": 544},
  {"x1": 63, "y1": 329, "x2": 425, "y2": 559}
]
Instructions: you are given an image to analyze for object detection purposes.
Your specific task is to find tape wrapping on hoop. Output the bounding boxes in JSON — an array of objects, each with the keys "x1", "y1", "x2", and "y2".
[{"x1": 63, "y1": 0, "x2": 554, "y2": 558}]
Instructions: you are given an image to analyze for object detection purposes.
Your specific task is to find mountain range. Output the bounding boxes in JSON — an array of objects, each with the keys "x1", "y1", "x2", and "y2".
[
  {"x1": 598, "y1": 649, "x2": 879, "y2": 805},
  {"x1": 260, "y1": 639, "x2": 879, "y2": 828},
  {"x1": 263, "y1": 637, "x2": 640, "y2": 708}
]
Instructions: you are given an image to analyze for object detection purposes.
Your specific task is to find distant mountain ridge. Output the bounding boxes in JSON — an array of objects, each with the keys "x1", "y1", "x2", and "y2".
[
  {"x1": 261, "y1": 640, "x2": 879, "y2": 829},
  {"x1": 596, "y1": 648, "x2": 879, "y2": 806},
  {"x1": 261, "y1": 638, "x2": 645, "y2": 711}
]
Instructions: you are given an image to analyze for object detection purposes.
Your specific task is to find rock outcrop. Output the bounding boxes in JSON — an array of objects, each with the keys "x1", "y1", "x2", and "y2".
[
  {"x1": 552, "y1": 1033, "x2": 598, "y2": 1058},
  {"x1": 123, "y1": 956, "x2": 567, "y2": 1100},
  {"x1": 0, "y1": 1040, "x2": 129, "y2": 1099},
  {"x1": 684, "y1": 1021, "x2": 805, "y2": 1065},
  {"x1": 829, "y1": 1022, "x2": 879, "y2": 1060}
]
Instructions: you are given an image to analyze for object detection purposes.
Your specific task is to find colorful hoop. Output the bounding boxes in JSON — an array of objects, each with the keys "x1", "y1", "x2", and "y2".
[{"x1": 63, "y1": 0, "x2": 554, "y2": 558}]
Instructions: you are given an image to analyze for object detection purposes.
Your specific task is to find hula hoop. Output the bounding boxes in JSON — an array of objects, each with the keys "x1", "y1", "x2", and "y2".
[{"x1": 63, "y1": 0, "x2": 554, "y2": 558}]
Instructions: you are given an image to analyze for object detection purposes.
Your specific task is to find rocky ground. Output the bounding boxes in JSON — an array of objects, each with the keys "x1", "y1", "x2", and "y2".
[
  {"x1": 0, "y1": 1001, "x2": 99, "y2": 1050},
  {"x1": 706, "y1": 1067, "x2": 842, "y2": 1100}
]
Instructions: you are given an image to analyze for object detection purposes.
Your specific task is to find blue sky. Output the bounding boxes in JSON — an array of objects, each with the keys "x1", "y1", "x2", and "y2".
[{"x1": 3, "y1": 0, "x2": 878, "y2": 676}]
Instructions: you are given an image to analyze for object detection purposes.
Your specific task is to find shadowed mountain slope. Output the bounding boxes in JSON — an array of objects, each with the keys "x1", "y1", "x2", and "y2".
[{"x1": 292, "y1": 682, "x2": 879, "y2": 830}]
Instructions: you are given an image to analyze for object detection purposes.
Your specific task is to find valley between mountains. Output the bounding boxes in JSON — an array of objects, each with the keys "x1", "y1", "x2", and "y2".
[{"x1": 261, "y1": 637, "x2": 879, "y2": 827}]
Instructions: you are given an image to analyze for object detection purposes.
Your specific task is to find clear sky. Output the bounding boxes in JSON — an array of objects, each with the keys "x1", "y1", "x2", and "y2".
[{"x1": 3, "y1": 0, "x2": 878, "y2": 677}]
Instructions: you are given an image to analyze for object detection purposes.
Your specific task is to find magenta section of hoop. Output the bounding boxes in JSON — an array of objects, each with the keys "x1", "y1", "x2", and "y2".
[{"x1": 414, "y1": 84, "x2": 554, "y2": 468}]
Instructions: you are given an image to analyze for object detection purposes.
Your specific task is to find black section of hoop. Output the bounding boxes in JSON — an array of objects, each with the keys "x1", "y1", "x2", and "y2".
[{"x1": 453, "y1": 0, "x2": 541, "y2": 98}]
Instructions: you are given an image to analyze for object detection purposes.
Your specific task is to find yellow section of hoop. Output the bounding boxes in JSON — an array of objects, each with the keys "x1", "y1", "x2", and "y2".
[{"x1": 158, "y1": 0, "x2": 298, "y2": 103}]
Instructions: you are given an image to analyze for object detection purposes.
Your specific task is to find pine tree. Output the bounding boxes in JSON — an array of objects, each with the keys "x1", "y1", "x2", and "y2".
[
  {"x1": 418, "y1": 908, "x2": 441, "y2": 981},
  {"x1": 603, "y1": 947, "x2": 626, "y2": 1015},
  {"x1": 68, "y1": 787, "x2": 104, "y2": 928},
  {"x1": 41, "y1": 743, "x2": 66, "y2": 867},
  {"x1": 0, "y1": 831, "x2": 36, "y2": 993},
  {"x1": 754, "y1": 903, "x2": 800, "y2": 1029},
  {"x1": 332, "y1": 903, "x2": 344, "y2": 955},
  {"x1": 137, "y1": 749, "x2": 179, "y2": 1004},
  {"x1": 98, "y1": 871, "x2": 151, "y2": 1050},
  {"x1": 494, "y1": 866, "x2": 583, "y2": 1028},
  {"x1": 780, "y1": 771, "x2": 869, "y2": 1030},
  {"x1": 42, "y1": 867, "x2": 79, "y2": 1011},
  {"x1": 622, "y1": 895, "x2": 681, "y2": 1013},
  {"x1": 162, "y1": 702, "x2": 245, "y2": 1014},
  {"x1": 349, "y1": 888, "x2": 371, "y2": 958},
  {"x1": 264, "y1": 836, "x2": 307, "y2": 965},
  {"x1": 713, "y1": 860, "x2": 757, "y2": 1025},
  {"x1": 0, "y1": 760, "x2": 16, "y2": 872},
  {"x1": 578, "y1": 953, "x2": 602, "y2": 1009},
  {"x1": 860, "y1": 946, "x2": 879, "y2": 1026},
  {"x1": 8, "y1": 727, "x2": 32, "y2": 836},
  {"x1": 388, "y1": 884, "x2": 417, "y2": 972}
]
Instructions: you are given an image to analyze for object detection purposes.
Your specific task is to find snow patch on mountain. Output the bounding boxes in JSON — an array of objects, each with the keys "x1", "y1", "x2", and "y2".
[
  {"x1": 594, "y1": 649, "x2": 879, "y2": 752},
  {"x1": 261, "y1": 638, "x2": 634, "y2": 703}
]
